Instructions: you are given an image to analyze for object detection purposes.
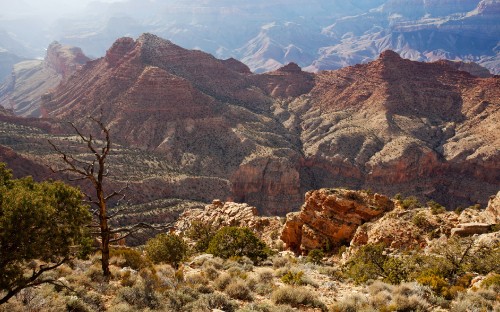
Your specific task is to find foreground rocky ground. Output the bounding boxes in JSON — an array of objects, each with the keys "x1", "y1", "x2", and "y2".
[{"x1": 1, "y1": 189, "x2": 498, "y2": 311}]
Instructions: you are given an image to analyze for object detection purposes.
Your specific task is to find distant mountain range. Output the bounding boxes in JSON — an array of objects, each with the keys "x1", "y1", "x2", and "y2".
[{"x1": 0, "y1": 0, "x2": 498, "y2": 77}]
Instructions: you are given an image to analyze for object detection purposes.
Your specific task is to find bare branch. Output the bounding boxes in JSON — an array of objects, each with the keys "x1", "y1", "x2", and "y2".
[{"x1": 105, "y1": 182, "x2": 129, "y2": 201}]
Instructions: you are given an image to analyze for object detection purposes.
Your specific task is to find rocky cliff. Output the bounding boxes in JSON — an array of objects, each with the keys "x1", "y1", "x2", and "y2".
[
  {"x1": 41, "y1": 33, "x2": 311, "y2": 215},
  {"x1": 281, "y1": 189, "x2": 394, "y2": 254},
  {"x1": 1, "y1": 35, "x2": 497, "y2": 216},
  {"x1": 284, "y1": 50, "x2": 500, "y2": 208},
  {"x1": 278, "y1": 187, "x2": 500, "y2": 255},
  {"x1": 0, "y1": 42, "x2": 90, "y2": 117}
]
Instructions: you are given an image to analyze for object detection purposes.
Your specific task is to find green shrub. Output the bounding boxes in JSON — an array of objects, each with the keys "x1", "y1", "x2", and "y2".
[
  {"x1": 66, "y1": 297, "x2": 93, "y2": 312},
  {"x1": 236, "y1": 302, "x2": 296, "y2": 312},
  {"x1": 225, "y1": 280, "x2": 253, "y2": 301},
  {"x1": 116, "y1": 282, "x2": 161, "y2": 310},
  {"x1": 481, "y1": 273, "x2": 500, "y2": 289},
  {"x1": 401, "y1": 196, "x2": 422, "y2": 209},
  {"x1": 202, "y1": 264, "x2": 220, "y2": 280},
  {"x1": 185, "y1": 221, "x2": 217, "y2": 253},
  {"x1": 451, "y1": 289, "x2": 497, "y2": 312},
  {"x1": 271, "y1": 256, "x2": 289, "y2": 269},
  {"x1": 306, "y1": 249, "x2": 324, "y2": 264},
  {"x1": 455, "y1": 273, "x2": 475, "y2": 288},
  {"x1": 145, "y1": 233, "x2": 187, "y2": 268},
  {"x1": 427, "y1": 200, "x2": 446, "y2": 214},
  {"x1": 214, "y1": 273, "x2": 233, "y2": 291},
  {"x1": 281, "y1": 271, "x2": 304, "y2": 286},
  {"x1": 345, "y1": 244, "x2": 413, "y2": 285},
  {"x1": 383, "y1": 257, "x2": 410, "y2": 285},
  {"x1": 318, "y1": 267, "x2": 344, "y2": 281},
  {"x1": 110, "y1": 248, "x2": 149, "y2": 270},
  {"x1": 164, "y1": 286, "x2": 199, "y2": 311},
  {"x1": 412, "y1": 213, "x2": 430, "y2": 228},
  {"x1": 344, "y1": 243, "x2": 388, "y2": 284},
  {"x1": 416, "y1": 274, "x2": 449, "y2": 297},
  {"x1": 185, "y1": 292, "x2": 237, "y2": 312},
  {"x1": 258, "y1": 269, "x2": 274, "y2": 283},
  {"x1": 207, "y1": 227, "x2": 269, "y2": 263}
]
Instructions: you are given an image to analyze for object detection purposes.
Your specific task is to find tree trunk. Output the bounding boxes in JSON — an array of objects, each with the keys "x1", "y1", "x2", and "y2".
[
  {"x1": 98, "y1": 180, "x2": 111, "y2": 278},
  {"x1": 0, "y1": 290, "x2": 17, "y2": 305},
  {"x1": 101, "y1": 226, "x2": 110, "y2": 277}
]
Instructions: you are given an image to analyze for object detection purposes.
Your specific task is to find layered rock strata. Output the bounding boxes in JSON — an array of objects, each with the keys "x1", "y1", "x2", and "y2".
[
  {"x1": 0, "y1": 42, "x2": 89, "y2": 117},
  {"x1": 1, "y1": 34, "x2": 496, "y2": 215}
]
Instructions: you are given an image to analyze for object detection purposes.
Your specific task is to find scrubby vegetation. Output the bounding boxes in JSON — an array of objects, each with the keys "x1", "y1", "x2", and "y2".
[
  {"x1": 1, "y1": 163, "x2": 499, "y2": 311},
  {"x1": 206, "y1": 227, "x2": 269, "y2": 262},
  {"x1": 0, "y1": 235, "x2": 498, "y2": 311},
  {"x1": 145, "y1": 233, "x2": 187, "y2": 268}
]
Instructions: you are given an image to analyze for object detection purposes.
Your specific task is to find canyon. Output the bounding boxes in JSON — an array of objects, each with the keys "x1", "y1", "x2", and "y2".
[{"x1": 0, "y1": 34, "x2": 497, "y2": 218}]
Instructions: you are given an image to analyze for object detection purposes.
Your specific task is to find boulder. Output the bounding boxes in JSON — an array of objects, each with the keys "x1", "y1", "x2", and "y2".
[{"x1": 281, "y1": 189, "x2": 394, "y2": 254}]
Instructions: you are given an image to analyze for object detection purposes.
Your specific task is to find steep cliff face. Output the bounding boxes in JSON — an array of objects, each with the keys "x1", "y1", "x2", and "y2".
[
  {"x1": 284, "y1": 50, "x2": 500, "y2": 208},
  {"x1": 0, "y1": 42, "x2": 90, "y2": 117},
  {"x1": 281, "y1": 189, "x2": 394, "y2": 254},
  {"x1": 45, "y1": 41, "x2": 90, "y2": 79}
]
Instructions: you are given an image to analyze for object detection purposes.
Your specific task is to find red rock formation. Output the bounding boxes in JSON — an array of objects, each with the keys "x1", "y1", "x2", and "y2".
[
  {"x1": 21, "y1": 36, "x2": 499, "y2": 214},
  {"x1": 0, "y1": 145, "x2": 55, "y2": 181},
  {"x1": 45, "y1": 41, "x2": 90, "y2": 79},
  {"x1": 281, "y1": 189, "x2": 394, "y2": 254},
  {"x1": 41, "y1": 34, "x2": 309, "y2": 215},
  {"x1": 256, "y1": 62, "x2": 315, "y2": 98},
  {"x1": 0, "y1": 42, "x2": 90, "y2": 117},
  {"x1": 291, "y1": 50, "x2": 500, "y2": 207}
]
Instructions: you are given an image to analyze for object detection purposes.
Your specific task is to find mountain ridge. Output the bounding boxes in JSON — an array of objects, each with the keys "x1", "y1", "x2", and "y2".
[
  {"x1": 0, "y1": 34, "x2": 497, "y2": 215},
  {"x1": 1, "y1": 0, "x2": 498, "y2": 75}
]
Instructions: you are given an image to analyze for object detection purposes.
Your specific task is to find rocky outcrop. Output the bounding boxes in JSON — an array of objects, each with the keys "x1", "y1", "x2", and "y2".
[
  {"x1": 174, "y1": 200, "x2": 282, "y2": 245},
  {"x1": 452, "y1": 192, "x2": 500, "y2": 237},
  {"x1": 350, "y1": 206, "x2": 462, "y2": 251},
  {"x1": 281, "y1": 189, "x2": 394, "y2": 254},
  {"x1": 256, "y1": 62, "x2": 315, "y2": 98},
  {"x1": 0, "y1": 42, "x2": 90, "y2": 117},
  {"x1": 45, "y1": 42, "x2": 90, "y2": 79},
  {"x1": 451, "y1": 223, "x2": 492, "y2": 237}
]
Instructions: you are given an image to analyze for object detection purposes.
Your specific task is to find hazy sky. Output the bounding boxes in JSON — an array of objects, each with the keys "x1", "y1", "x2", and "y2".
[{"x1": 0, "y1": 0, "x2": 126, "y2": 19}]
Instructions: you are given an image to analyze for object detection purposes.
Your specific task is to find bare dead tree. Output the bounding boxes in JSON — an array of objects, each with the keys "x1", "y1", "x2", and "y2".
[{"x1": 48, "y1": 116, "x2": 171, "y2": 277}]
